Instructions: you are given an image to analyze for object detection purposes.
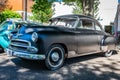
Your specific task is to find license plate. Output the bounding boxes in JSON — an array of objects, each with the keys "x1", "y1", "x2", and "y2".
[{"x1": 7, "y1": 49, "x2": 13, "y2": 56}]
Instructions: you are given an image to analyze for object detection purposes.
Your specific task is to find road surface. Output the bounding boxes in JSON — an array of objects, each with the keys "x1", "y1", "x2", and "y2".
[{"x1": 0, "y1": 52, "x2": 120, "y2": 80}]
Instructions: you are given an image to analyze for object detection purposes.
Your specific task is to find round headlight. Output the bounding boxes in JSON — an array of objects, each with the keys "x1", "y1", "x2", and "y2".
[{"x1": 31, "y1": 32, "x2": 38, "y2": 42}]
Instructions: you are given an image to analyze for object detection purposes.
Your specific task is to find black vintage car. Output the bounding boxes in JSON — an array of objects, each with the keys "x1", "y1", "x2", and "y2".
[{"x1": 6, "y1": 14, "x2": 116, "y2": 70}]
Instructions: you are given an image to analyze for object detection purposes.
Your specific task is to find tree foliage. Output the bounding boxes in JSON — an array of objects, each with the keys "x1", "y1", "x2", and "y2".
[
  {"x1": 31, "y1": 0, "x2": 54, "y2": 23},
  {"x1": 64, "y1": 0, "x2": 100, "y2": 18},
  {"x1": 0, "y1": 0, "x2": 11, "y2": 12},
  {"x1": 93, "y1": 0, "x2": 100, "y2": 18},
  {"x1": 31, "y1": 0, "x2": 100, "y2": 22},
  {"x1": 0, "y1": 10, "x2": 21, "y2": 23}
]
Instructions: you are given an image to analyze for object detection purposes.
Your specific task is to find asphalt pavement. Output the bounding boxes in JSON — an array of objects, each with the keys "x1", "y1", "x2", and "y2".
[{"x1": 0, "y1": 52, "x2": 120, "y2": 80}]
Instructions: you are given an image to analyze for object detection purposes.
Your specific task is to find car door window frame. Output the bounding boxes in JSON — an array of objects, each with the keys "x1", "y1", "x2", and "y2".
[
  {"x1": 94, "y1": 21, "x2": 105, "y2": 34},
  {"x1": 94, "y1": 22, "x2": 102, "y2": 31},
  {"x1": 76, "y1": 18, "x2": 95, "y2": 31}
]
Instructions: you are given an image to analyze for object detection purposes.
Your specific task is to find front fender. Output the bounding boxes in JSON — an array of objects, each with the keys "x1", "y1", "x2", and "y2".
[{"x1": 0, "y1": 36, "x2": 10, "y2": 49}]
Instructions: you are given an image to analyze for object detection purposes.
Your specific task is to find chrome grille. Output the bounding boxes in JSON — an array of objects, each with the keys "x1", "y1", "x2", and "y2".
[
  {"x1": 11, "y1": 39, "x2": 30, "y2": 46},
  {"x1": 9, "y1": 39, "x2": 31, "y2": 52},
  {"x1": 11, "y1": 41, "x2": 28, "y2": 46},
  {"x1": 9, "y1": 45, "x2": 27, "y2": 51}
]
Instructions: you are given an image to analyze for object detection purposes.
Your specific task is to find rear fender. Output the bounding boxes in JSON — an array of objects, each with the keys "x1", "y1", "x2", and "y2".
[{"x1": 101, "y1": 35, "x2": 116, "y2": 52}]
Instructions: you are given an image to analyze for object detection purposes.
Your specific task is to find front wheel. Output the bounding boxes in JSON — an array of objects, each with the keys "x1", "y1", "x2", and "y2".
[
  {"x1": 0, "y1": 47, "x2": 4, "y2": 53},
  {"x1": 20, "y1": 58, "x2": 29, "y2": 61},
  {"x1": 45, "y1": 44, "x2": 65, "y2": 70}
]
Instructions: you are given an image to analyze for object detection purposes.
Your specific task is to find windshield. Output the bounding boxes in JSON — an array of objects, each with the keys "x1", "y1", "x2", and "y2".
[{"x1": 50, "y1": 17, "x2": 77, "y2": 28}]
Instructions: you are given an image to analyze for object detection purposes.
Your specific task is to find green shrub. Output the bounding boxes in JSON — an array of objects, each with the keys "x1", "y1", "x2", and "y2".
[
  {"x1": 0, "y1": 10, "x2": 21, "y2": 23},
  {"x1": 31, "y1": 0, "x2": 53, "y2": 23}
]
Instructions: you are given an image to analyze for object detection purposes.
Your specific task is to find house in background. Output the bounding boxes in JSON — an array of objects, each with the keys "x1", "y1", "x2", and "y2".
[{"x1": 8, "y1": 0, "x2": 34, "y2": 20}]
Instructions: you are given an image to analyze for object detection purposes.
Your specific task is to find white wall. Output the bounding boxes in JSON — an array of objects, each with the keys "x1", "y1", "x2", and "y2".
[
  {"x1": 52, "y1": 2, "x2": 73, "y2": 17},
  {"x1": 99, "y1": 0, "x2": 117, "y2": 26},
  {"x1": 53, "y1": 0, "x2": 118, "y2": 26}
]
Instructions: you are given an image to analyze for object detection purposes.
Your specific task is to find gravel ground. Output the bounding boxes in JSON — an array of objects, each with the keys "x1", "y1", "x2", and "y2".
[{"x1": 0, "y1": 52, "x2": 120, "y2": 80}]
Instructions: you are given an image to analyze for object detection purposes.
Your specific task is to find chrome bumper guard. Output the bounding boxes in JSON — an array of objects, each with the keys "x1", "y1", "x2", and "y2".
[{"x1": 6, "y1": 49, "x2": 45, "y2": 60}]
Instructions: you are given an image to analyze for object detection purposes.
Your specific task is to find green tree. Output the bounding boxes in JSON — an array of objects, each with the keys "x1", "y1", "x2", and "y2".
[
  {"x1": 93, "y1": 0, "x2": 100, "y2": 18},
  {"x1": 31, "y1": 0, "x2": 54, "y2": 23},
  {"x1": 0, "y1": 10, "x2": 21, "y2": 23},
  {"x1": 64, "y1": 0, "x2": 100, "y2": 18}
]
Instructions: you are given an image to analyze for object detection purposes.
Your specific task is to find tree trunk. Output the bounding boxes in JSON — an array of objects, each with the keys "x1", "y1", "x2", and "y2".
[
  {"x1": 89, "y1": 0, "x2": 94, "y2": 16},
  {"x1": 81, "y1": 0, "x2": 94, "y2": 17}
]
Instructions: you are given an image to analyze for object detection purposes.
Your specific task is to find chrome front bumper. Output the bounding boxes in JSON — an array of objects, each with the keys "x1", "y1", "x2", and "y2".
[{"x1": 6, "y1": 49, "x2": 45, "y2": 60}]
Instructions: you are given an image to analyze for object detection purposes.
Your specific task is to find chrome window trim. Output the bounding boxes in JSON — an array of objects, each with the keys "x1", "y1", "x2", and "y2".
[{"x1": 79, "y1": 18, "x2": 95, "y2": 30}]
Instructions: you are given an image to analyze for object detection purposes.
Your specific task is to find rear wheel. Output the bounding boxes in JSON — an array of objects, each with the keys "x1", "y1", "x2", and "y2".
[
  {"x1": 45, "y1": 44, "x2": 65, "y2": 70},
  {"x1": 104, "y1": 50, "x2": 113, "y2": 57}
]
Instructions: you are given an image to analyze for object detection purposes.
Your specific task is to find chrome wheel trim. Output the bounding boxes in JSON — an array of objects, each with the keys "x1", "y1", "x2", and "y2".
[
  {"x1": 105, "y1": 50, "x2": 113, "y2": 57},
  {"x1": 51, "y1": 52, "x2": 59, "y2": 62},
  {"x1": 47, "y1": 47, "x2": 64, "y2": 68}
]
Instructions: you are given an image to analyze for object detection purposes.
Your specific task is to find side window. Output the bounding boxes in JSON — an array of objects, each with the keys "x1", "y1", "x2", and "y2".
[
  {"x1": 81, "y1": 19, "x2": 94, "y2": 30},
  {"x1": 57, "y1": 20, "x2": 66, "y2": 26},
  {"x1": 51, "y1": 18, "x2": 77, "y2": 28},
  {"x1": 7, "y1": 23, "x2": 15, "y2": 30},
  {"x1": 95, "y1": 23, "x2": 102, "y2": 31}
]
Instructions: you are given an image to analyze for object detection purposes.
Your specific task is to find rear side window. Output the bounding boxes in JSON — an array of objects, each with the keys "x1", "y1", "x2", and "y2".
[{"x1": 81, "y1": 19, "x2": 94, "y2": 30}]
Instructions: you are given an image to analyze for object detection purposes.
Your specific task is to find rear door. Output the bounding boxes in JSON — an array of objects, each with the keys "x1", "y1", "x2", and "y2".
[{"x1": 76, "y1": 18, "x2": 100, "y2": 54}]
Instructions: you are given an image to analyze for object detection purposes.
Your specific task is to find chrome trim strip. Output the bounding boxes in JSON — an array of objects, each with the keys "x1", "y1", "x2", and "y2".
[
  {"x1": 9, "y1": 45, "x2": 38, "y2": 53},
  {"x1": 6, "y1": 49, "x2": 45, "y2": 60},
  {"x1": 10, "y1": 43, "x2": 28, "y2": 48},
  {"x1": 16, "y1": 34, "x2": 23, "y2": 36},
  {"x1": 101, "y1": 39, "x2": 104, "y2": 45}
]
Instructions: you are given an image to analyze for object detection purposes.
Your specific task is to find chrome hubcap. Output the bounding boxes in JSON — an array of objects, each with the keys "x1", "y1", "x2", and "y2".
[{"x1": 51, "y1": 52, "x2": 59, "y2": 62}]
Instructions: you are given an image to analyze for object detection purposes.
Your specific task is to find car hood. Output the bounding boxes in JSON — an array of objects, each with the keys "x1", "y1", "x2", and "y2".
[
  {"x1": 0, "y1": 28, "x2": 5, "y2": 32},
  {"x1": 19, "y1": 25, "x2": 65, "y2": 34},
  {"x1": 0, "y1": 28, "x2": 8, "y2": 35}
]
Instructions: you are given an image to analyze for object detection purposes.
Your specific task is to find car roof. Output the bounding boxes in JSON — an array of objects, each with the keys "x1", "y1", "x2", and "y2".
[
  {"x1": 49, "y1": 14, "x2": 102, "y2": 28},
  {"x1": 50, "y1": 14, "x2": 95, "y2": 21}
]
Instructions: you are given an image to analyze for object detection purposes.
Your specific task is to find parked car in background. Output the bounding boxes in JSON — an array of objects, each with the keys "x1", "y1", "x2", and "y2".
[
  {"x1": 6, "y1": 14, "x2": 117, "y2": 70},
  {"x1": 104, "y1": 24, "x2": 120, "y2": 44},
  {"x1": 0, "y1": 19, "x2": 41, "y2": 52}
]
